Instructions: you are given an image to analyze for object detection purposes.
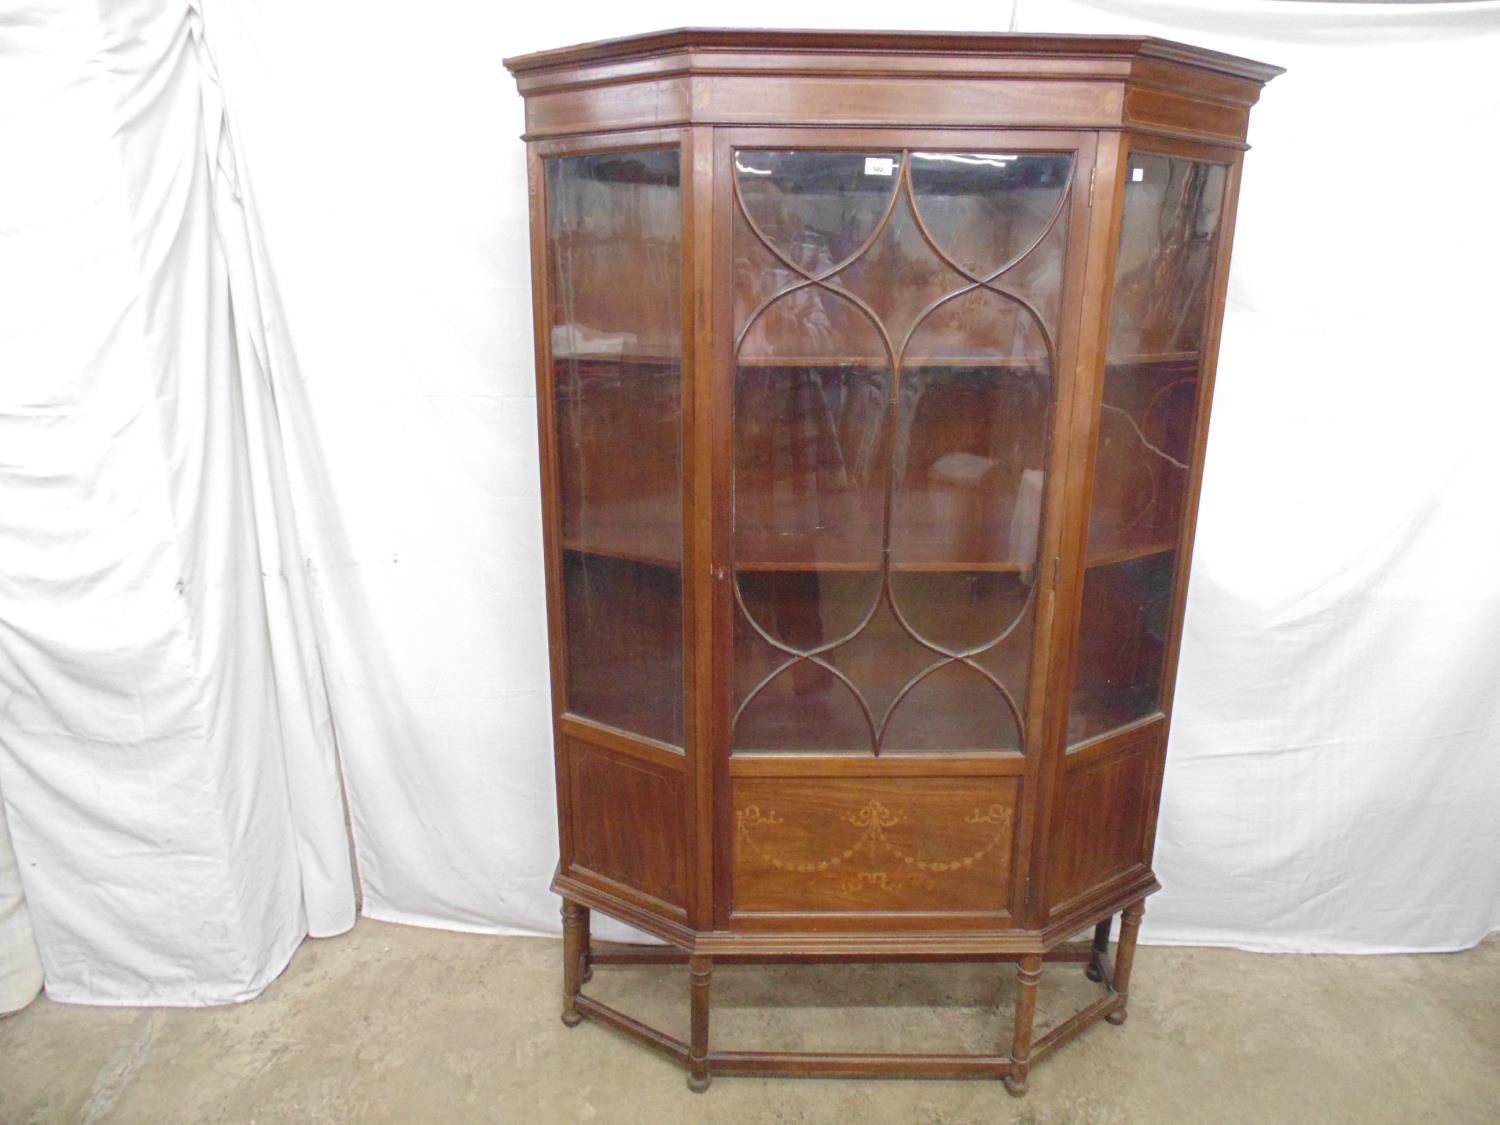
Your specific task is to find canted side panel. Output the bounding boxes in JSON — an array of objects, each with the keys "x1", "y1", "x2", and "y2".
[
  {"x1": 565, "y1": 737, "x2": 687, "y2": 911},
  {"x1": 731, "y1": 777, "x2": 1019, "y2": 915},
  {"x1": 1046, "y1": 739, "x2": 1160, "y2": 912}
]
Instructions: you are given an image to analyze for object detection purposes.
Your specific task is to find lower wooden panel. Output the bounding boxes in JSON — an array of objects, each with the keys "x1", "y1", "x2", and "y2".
[
  {"x1": 1047, "y1": 736, "x2": 1161, "y2": 912},
  {"x1": 730, "y1": 776, "x2": 1019, "y2": 915},
  {"x1": 566, "y1": 737, "x2": 687, "y2": 909}
]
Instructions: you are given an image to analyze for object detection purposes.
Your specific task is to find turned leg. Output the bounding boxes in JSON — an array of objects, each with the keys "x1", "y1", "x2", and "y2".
[
  {"x1": 579, "y1": 905, "x2": 593, "y2": 983},
  {"x1": 1003, "y1": 954, "x2": 1043, "y2": 1097},
  {"x1": 1107, "y1": 899, "x2": 1145, "y2": 1026},
  {"x1": 687, "y1": 955, "x2": 712, "y2": 1092},
  {"x1": 561, "y1": 899, "x2": 585, "y2": 1028},
  {"x1": 1086, "y1": 914, "x2": 1113, "y2": 982}
]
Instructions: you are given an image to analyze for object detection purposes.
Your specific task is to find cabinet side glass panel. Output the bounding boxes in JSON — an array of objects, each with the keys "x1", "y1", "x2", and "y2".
[
  {"x1": 545, "y1": 149, "x2": 684, "y2": 746},
  {"x1": 730, "y1": 148, "x2": 1073, "y2": 755},
  {"x1": 1068, "y1": 154, "x2": 1228, "y2": 745}
]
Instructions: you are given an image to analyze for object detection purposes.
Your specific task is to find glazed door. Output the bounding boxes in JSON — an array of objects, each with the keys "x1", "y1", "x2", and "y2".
[
  {"x1": 539, "y1": 141, "x2": 695, "y2": 919},
  {"x1": 715, "y1": 132, "x2": 1096, "y2": 928},
  {"x1": 1042, "y1": 141, "x2": 1240, "y2": 921}
]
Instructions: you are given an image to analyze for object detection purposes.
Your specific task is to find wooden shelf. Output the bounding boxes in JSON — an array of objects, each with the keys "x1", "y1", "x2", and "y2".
[
  {"x1": 553, "y1": 347, "x2": 680, "y2": 364},
  {"x1": 1067, "y1": 689, "x2": 1160, "y2": 746},
  {"x1": 560, "y1": 541, "x2": 1032, "y2": 574},
  {"x1": 562, "y1": 538, "x2": 1168, "y2": 573},
  {"x1": 562, "y1": 540, "x2": 680, "y2": 569},
  {"x1": 1105, "y1": 350, "x2": 1200, "y2": 368},
  {"x1": 736, "y1": 355, "x2": 1050, "y2": 370},
  {"x1": 561, "y1": 532, "x2": 1171, "y2": 573},
  {"x1": 736, "y1": 559, "x2": 1030, "y2": 574},
  {"x1": 1084, "y1": 539, "x2": 1175, "y2": 569}
]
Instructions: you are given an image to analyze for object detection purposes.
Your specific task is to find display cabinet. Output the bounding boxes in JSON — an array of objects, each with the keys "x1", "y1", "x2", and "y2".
[{"x1": 505, "y1": 29, "x2": 1280, "y2": 1092}]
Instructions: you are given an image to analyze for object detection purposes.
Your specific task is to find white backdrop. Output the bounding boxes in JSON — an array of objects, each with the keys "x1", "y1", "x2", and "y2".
[
  {"x1": 2, "y1": 0, "x2": 1498, "y2": 1008},
  {"x1": 0, "y1": 0, "x2": 355, "y2": 1007}
]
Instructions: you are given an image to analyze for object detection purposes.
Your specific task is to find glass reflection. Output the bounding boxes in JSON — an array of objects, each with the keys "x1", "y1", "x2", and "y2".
[
  {"x1": 1068, "y1": 154, "x2": 1228, "y2": 745},
  {"x1": 730, "y1": 147, "x2": 1072, "y2": 754},
  {"x1": 547, "y1": 149, "x2": 684, "y2": 745}
]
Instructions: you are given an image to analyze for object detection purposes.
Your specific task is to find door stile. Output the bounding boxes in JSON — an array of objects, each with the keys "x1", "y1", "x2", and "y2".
[
  {"x1": 708, "y1": 127, "x2": 1104, "y2": 933},
  {"x1": 533, "y1": 130, "x2": 694, "y2": 917},
  {"x1": 525, "y1": 145, "x2": 576, "y2": 877},
  {"x1": 1029, "y1": 132, "x2": 1130, "y2": 924},
  {"x1": 1009, "y1": 131, "x2": 1102, "y2": 930},
  {"x1": 708, "y1": 127, "x2": 738, "y2": 930},
  {"x1": 684, "y1": 124, "x2": 720, "y2": 932}
]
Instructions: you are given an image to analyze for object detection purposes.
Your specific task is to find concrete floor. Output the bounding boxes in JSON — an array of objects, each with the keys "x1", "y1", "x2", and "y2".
[{"x1": 1, "y1": 920, "x2": 1496, "y2": 1124}]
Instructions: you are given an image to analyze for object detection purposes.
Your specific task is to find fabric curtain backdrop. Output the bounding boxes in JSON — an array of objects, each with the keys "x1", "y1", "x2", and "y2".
[
  {"x1": 0, "y1": 0, "x2": 354, "y2": 1005},
  {"x1": 0, "y1": 787, "x2": 43, "y2": 1014},
  {"x1": 3, "y1": 0, "x2": 1498, "y2": 1008}
]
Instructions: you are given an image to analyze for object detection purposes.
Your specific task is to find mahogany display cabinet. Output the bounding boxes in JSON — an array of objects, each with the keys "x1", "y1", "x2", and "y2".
[{"x1": 504, "y1": 29, "x2": 1280, "y2": 1093}]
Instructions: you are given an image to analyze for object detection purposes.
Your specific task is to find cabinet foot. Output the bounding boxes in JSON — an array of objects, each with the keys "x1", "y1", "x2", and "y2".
[
  {"x1": 1107, "y1": 899, "x2": 1145, "y2": 1027},
  {"x1": 688, "y1": 954, "x2": 712, "y2": 1093},
  {"x1": 561, "y1": 899, "x2": 589, "y2": 1028},
  {"x1": 1006, "y1": 954, "x2": 1042, "y2": 1097}
]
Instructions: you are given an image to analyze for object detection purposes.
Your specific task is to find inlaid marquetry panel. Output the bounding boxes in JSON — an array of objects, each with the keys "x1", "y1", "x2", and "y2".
[
  {"x1": 566, "y1": 738, "x2": 686, "y2": 910},
  {"x1": 731, "y1": 777, "x2": 1018, "y2": 914}
]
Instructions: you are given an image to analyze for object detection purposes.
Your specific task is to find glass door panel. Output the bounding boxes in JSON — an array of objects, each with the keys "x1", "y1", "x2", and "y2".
[
  {"x1": 1068, "y1": 153, "x2": 1229, "y2": 744},
  {"x1": 729, "y1": 147, "x2": 1074, "y2": 755},
  {"x1": 546, "y1": 149, "x2": 683, "y2": 745}
]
